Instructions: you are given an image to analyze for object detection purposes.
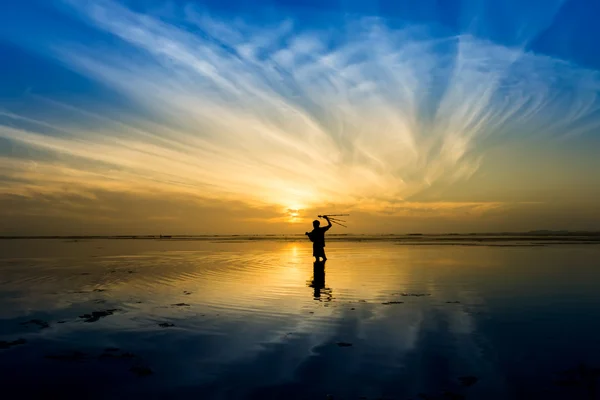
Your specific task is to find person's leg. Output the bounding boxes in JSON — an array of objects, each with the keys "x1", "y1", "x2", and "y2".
[
  {"x1": 313, "y1": 243, "x2": 323, "y2": 262},
  {"x1": 316, "y1": 246, "x2": 326, "y2": 262}
]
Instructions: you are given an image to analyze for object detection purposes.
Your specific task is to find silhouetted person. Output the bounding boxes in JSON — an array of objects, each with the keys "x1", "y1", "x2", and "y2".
[{"x1": 305, "y1": 216, "x2": 332, "y2": 262}]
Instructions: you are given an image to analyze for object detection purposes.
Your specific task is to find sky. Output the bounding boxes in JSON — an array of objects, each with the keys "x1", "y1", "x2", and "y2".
[{"x1": 0, "y1": 0, "x2": 599, "y2": 235}]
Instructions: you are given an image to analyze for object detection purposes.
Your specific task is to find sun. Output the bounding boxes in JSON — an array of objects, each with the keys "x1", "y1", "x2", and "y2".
[{"x1": 286, "y1": 207, "x2": 302, "y2": 223}]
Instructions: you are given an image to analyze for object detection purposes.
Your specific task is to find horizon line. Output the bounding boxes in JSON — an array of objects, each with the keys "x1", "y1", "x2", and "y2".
[{"x1": 2, "y1": 230, "x2": 600, "y2": 239}]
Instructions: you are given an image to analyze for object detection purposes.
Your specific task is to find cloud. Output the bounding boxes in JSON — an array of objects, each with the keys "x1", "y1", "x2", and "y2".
[{"x1": 0, "y1": 0, "x2": 599, "y2": 230}]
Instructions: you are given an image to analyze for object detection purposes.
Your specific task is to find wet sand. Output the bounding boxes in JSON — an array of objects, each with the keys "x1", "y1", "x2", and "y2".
[{"x1": 1, "y1": 239, "x2": 600, "y2": 399}]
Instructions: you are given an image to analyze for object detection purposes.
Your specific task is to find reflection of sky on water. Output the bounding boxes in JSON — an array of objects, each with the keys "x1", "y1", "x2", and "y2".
[{"x1": 1, "y1": 240, "x2": 599, "y2": 399}]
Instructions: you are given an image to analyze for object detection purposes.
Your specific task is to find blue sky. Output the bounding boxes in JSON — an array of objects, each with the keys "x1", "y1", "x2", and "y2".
[
  {"x1": 0, "y1": 0, "x2": 599, "y2": 234},
  {"x1": 2, "y1": 0, "x2": 600, "y2": 104}
]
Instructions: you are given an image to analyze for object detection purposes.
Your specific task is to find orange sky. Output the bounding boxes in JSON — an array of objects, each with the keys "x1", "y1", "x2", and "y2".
[{"x1": 1, "y1": 1, "x2": 599, "y2": 235}]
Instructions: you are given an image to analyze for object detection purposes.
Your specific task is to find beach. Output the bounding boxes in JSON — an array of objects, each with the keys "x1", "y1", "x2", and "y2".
[{"x1": 1, "y1": 238, "x2": 600, "y2": 399}]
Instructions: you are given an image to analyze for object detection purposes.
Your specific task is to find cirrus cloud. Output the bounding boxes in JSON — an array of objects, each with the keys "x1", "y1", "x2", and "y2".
[{"x1": 0, "y1": 0, "x2": 599, "y2": 232}]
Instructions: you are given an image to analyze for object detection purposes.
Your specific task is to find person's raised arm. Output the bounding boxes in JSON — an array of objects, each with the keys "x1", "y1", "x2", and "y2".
[{"x1": 324, "y1": 216, "x2": 332, "y2": 229}]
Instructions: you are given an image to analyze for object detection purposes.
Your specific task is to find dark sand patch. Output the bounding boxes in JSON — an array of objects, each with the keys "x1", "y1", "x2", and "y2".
[
  {"x1": 45, "y1": 350, "x2": 90, "y2": 362},
  {"x1": 79, "y1": 309, "x2": 121, "y2": 323},
  {"x1": 130, "y1": 365, "x2": 153, "y2": 377},
  {"x1": 397, "y1": 293, "x2": 431, "y2": 297},
  {"x1": 0, "y1": 338, "x2": 26, "y2": 350},
  {"x1": 99, "y1": 350, "x2": 136, "y2": 359},
  {"x1": 21, "y1": 319, "x2": 49, "y2": 329}
]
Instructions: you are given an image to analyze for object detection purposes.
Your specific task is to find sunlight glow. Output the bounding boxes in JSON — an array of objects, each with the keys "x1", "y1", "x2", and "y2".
[{"x1": 0, "y1": 0, "x2": 599, "y2": 233}]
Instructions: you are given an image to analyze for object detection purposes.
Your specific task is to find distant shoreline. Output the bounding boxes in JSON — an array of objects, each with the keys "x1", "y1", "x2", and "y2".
[{"x1": 1, "y1": 231, "x2": 600, "y2": 245}]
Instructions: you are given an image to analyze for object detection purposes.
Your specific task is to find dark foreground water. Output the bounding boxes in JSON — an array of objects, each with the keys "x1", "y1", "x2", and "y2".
[{"x1": 1, "y1": 239, "x2": 599, "y2": 399}]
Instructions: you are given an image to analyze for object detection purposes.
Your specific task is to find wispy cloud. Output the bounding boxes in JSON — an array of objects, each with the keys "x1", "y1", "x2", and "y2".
[{"x1": 1, "y1": 0, "x2": 599, "y2": 222}]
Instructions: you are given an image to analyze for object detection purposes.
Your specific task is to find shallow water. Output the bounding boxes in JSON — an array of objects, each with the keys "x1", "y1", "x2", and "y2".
[{"x1": 1, "y1": 239, "x2": 600, "y2": 399}]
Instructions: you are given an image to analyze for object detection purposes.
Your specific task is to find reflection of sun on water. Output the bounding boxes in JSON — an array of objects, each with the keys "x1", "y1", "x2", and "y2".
[
  {"x1": 290, "y1": 244, "x2": 298, "y2": 262},
  {"x1": 279, "y1": 244, "x2": 304, "y2": 283}
]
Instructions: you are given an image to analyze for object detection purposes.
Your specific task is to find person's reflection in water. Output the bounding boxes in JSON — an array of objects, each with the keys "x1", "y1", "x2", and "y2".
[{"x1": 307, "y1": 260, "x2": 331, "y2": 301}]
